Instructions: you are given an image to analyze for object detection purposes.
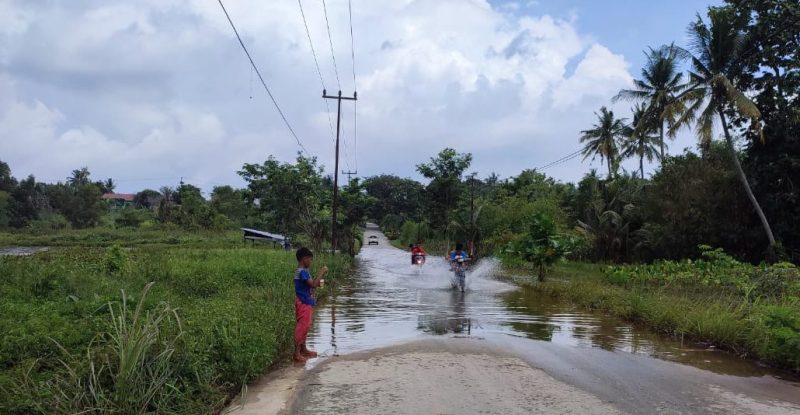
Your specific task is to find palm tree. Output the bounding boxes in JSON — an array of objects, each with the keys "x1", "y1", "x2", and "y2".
[
  {"x1": 580, "y1": 107, "x2": 627, "y2": 180},
  {"x1": 67, "y1": 167, "x2": 91, "y2": 187},
  {"x1": 103, "y1": 178, "x2": 116, "y2": 193},
  {"x1": 668, "y1": 9, "x2": 777, "y2": 250},
  {"x1": 614, "y1": 43, "x2": 687, "y2": 161},
  {"x1": 620, "y1": 104, "x2": 661, "y2": 179}
]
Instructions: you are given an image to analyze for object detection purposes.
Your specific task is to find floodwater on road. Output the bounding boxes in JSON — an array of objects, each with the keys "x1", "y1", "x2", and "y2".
[
  {"x1": 308, "y1": 229, "x2": 793, "y2": 381},
  {"x1": 229, "y1": 225, "x2": 800, "y2": 415}
]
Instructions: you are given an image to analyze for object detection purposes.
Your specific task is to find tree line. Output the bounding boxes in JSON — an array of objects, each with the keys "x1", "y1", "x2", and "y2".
[
  {"x1": 0, "y1": 155, "x2": 368, "y2": 256},
  {"x1": 371, "y1": 1, "x2": 799, "y2": 264},
  {"x1": 576, "y1": 0, "x2": 798, "y2": 261},
  {"x1": 1, "y1": 1, "x2": 795, "y2": 265}
]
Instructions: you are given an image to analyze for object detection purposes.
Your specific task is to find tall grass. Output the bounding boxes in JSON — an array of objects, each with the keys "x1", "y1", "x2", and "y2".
[
  {"x1": 528, "y1": 260, "x2": 800, "y2": 371},
  {"x1": 0, "y1": 228, "x2": 243, "y2": 247},
  {"x1": 38, "y1": 283, "x2": 185, "y2": 414},
  {"x1": 0, "y1": 245, "x2": 351, "y2": 414}
]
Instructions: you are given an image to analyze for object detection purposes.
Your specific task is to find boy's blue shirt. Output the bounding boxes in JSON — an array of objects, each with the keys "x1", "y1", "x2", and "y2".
[{"x1": 294, "y1": 267, "x2": 316, "y2": 306}]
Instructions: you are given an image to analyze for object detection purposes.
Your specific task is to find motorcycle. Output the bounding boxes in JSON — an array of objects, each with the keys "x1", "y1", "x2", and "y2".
[
  {"x1": 412, "y1": 254, "x2": 426, "y2": 266},
  {"x1": 450, "y1": 255, "x2": 469, "y2": 292}
]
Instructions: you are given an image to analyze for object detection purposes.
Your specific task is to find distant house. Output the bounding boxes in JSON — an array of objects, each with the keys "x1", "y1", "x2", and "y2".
[{"x1": 102, "y1": 193, "x2": 135, "y2": 210}]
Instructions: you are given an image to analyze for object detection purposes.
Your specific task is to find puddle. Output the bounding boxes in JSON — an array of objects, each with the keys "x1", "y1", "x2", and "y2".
[
  {"x1": 307, "y1": 232, "x2": 795, "y2": 380},
  {"x1": 0, "y1": 246, "x2": 49, "y2": 256}
]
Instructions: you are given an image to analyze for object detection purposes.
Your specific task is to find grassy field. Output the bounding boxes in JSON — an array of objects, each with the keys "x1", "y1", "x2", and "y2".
[
  {"x1": 0, "y1": 228, "x2": 245, "y2": 248},
  {"x1": 518, "y1": 256, "x2": 800, "y2": 372},
  {"x1": 0, "y1": 243, "x2": 351, "y2": 414}
]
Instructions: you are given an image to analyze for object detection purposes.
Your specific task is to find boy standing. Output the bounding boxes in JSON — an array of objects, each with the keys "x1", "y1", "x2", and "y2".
[{"x1": 294, "y1": 247, "x2": 328, "y2": 363}]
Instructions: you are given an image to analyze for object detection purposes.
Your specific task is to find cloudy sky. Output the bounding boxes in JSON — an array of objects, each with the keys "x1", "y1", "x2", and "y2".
[{"x1": 0, "y1": 0, "x2": 720, "y2": 193}]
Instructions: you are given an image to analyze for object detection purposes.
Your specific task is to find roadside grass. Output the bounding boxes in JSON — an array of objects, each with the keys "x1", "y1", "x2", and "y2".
[
  {"x1": 497, "y1": 261, "x2": 604, "y2": 285},
  {"x1": 521, "y1": 256, "x2": 800, "y2": 372},
  {"x1": 0, "y1": 227, "x2": 245, "y2": 248},
  {"x1": 0, "y1": 245, "x2": 350, "y2": 414}
]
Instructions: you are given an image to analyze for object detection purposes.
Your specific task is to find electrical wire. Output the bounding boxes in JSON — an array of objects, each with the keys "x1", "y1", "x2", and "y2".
[
  {"x1": 319, "y1": 0, "x2": 353, "y2": 172},
  {"x1": 297, "y1": 0, "x2": 337, "y2": 145},
  {"x1": 321, "y1": 0, "x2": 342, "y2": 90},
  {"x1": 536, "y1": 149, "x2": 584, "y2": 170},
  {"x1": 348, "y1": 0, "x2": 358, "y2": 171},
  {"x1": 217, "y1": 0, "x2": 309, "y2": 154}
]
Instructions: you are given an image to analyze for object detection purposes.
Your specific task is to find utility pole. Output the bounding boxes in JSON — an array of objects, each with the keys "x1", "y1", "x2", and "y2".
[
  {"x1": 468, "y1": 172, "x2": 476, "y2": 256},
  {"x1": 322, "y1": 89, "x2": 357, "y2": 254},
  {"x1": 342, "y1": 170, "x2": 358, "y2": 183}
]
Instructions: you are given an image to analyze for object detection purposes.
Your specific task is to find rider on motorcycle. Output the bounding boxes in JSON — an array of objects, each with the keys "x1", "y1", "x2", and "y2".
[
  {"x1": 449, "y1": 243, "x2": 469, "y2": 291},
  {"x1": 449, "y1": 243, "x2": 469, "y2": 265},
  {"x1": 411, "y1": 242, "x2": 427, "y2": 264}
]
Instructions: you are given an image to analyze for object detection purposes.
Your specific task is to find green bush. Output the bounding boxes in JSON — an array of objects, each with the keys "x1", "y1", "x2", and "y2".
[
  {"x1": 399, "y1": 220, "x2": 432, "y2": 246},
  {"x1": 115, "y1": 208, "x2": 154, "y2": 228},
  {"x1": 602, "y1": 246, "x2": 798, "y2": 300},
  {"x1": 103, "y1": 244, "x2": 129, "y2": 274},
  {"x1": 29, "y1": 212, "x2": 70, "y2": 231},
  {"x1": 502, "y1": 213, "x2": 576, "y2": 281}
]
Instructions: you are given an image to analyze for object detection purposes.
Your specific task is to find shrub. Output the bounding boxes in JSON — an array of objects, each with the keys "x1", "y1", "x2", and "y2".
[
  {"x1": 103, "y1": 244, "x2": 129, "y2": 275},
  {"x1": 115, "y1": 208, "x2": 153, "y2": 229},
  {"x1": 17, "y1": 283, "x2": 189, "y2": 415},
  {"x1": 503, "y1": 213, "x2": 575, "y2": 281},
  {"x1": 602, "y1": 246, "x2": 799, "y2": 300},
  {"x1": 29, "y1": 213, "x2": 70, "y2": 231}
]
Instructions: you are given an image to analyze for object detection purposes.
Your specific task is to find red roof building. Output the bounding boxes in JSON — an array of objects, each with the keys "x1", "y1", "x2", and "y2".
[{"x1": 102, "y1": 193, "x2": 135, "y2": 202}]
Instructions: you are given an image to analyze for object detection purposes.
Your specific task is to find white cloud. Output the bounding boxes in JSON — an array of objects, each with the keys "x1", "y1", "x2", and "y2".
[
  {"x1": 0, "y1": 0, "x2": 638, "y2": 191},
  {"x1": 552, "y1": 44, "x2": 633, "y2": 109}
]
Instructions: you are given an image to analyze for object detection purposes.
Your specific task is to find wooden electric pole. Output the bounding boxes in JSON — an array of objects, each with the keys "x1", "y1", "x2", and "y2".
[
  {"x1": 322, "y1": 89, "x2": 357, "y2": 254},
  {"x1": 342, "y1": 170, "x2": 358, "y2": 183}
]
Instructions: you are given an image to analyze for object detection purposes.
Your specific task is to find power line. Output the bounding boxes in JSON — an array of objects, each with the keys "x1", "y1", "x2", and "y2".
[
  {"x1": 545, "y1": 152, "x2": 582, "y2": 170},
  {"x1": 319, "y1": 0, "x2": 354, "y2": 171},
  {"x1": 348, "y1": 0, "x2": 358, "y2": 171},
  {"x1": 347, "y1": 0, "x2": 356, "y2": 87},
  {"x1": 318, "y1": 0, "x2": 356, "y2": 173},
  {"x1": 321, "y1": 0, "x2": 342, "y2": 90},
  {"x1": 297, "y1": 0, "x2": 337, "y2": 145},
  {"x1": 217, "y1": 0, "x2": 309, "y2": 154},
  {"x1": 536, "y1": 149, "x2": 583, "y2": 170},
  {"x1": 536, "y1": 149, "x2": 581, "y2": 169}
]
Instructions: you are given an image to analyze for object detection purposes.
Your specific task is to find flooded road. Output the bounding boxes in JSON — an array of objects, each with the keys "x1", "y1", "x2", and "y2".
[
  {"x1": 308, "y1": 228, "x2": 791, "y2": 379},
  {"x1": 231, "y1": 225, "x2": 800, "y2": 414}
]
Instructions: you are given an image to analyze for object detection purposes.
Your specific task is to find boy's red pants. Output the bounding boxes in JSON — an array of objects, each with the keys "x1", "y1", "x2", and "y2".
[{"x1": 294, "y1": 297, "x2": 313, "y2": 345}]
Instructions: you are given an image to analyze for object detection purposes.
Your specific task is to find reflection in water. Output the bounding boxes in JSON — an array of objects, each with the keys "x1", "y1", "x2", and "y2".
[
  {"x1": 307, "y1": 232, "x2": 792, "y2": 379},
  {"x1": 417, "y1": 290, "x2": 472, "y2": 335}
]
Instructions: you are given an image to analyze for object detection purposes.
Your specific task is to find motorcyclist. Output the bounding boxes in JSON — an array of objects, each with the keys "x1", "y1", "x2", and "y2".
[
  {"x1": 449, "y1": 243, "x2": 469, "y2": 267},
  {"x1": 411, "y1": 242, "x2": 427, "y2": 264},
  {"x1": 449, "y1": 243, "x2": 469, "y2": 291}
]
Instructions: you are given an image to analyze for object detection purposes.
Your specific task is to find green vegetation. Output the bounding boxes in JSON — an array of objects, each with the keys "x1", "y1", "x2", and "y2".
[
  {"x1": 0, "y1": 228, "x2": 242, "y2": 248},
  {"x1": 0, "y1": 0, "x2": 796, "y2": 408},
  {"x1": 359, "y1": 1, "x2": 800, "y2": 372},
  {"x1": 0, "y1": 245, "x2": 350, "y2": 414},
  {"x1": 0, "y1": 153, "x2": 369, "y2": 256},
  {"x1": 527, "y1": 252, "x2": 799, "y2": 371},
  {"x1": 362, "y1": 1, "x2": 800, "y2": 266},
  {"x1": 502, "y1": 214, "x2": 576, "y2": 281}
]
